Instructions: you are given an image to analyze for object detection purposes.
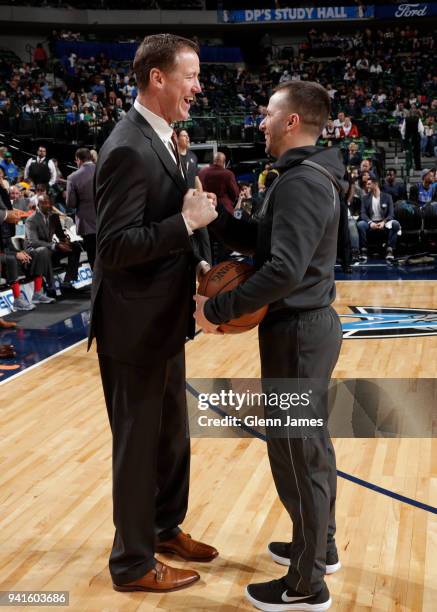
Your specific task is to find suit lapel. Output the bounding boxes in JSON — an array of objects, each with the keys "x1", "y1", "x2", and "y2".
[{"x1": 127, "y1": 107, "x2": 187, "y2": 194}]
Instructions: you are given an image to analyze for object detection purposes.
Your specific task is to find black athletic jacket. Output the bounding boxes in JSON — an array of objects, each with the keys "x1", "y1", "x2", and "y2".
[{"x1": 204, "y1": 145, "x2": 345, "y2": 324}]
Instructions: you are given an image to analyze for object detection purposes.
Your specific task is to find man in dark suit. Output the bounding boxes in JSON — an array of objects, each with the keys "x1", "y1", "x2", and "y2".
[
  {"x1": 25, "y1": 194, "x2": 81, "y2": 287},
  {"x1": 89, "y1": 34, "x2": 218, "y2": 594},
  {"x1": 357, "y1": 175, "x2": 400, "y2": 261},
  {"x1": 66, "y1": 147, "x2": 97, "y2": 269}
]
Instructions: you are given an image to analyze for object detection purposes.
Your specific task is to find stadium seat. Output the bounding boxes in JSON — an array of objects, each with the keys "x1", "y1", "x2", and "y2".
[{"x1": 422, "y1": 202, "x2": 437, "y2": 250}]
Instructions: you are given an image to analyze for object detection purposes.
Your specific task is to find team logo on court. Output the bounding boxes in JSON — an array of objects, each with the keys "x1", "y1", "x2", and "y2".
[{"x1": 341, "y1": 307, "x2": 437, "y2": 339}]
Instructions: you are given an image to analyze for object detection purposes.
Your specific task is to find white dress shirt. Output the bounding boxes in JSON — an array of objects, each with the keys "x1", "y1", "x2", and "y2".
[{"x1": 134, "y1": 98, "x2": 179, "y2": 166}]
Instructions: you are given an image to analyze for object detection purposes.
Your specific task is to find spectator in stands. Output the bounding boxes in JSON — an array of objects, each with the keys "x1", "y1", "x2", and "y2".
[
  {"x1": 258, "y1": 162, "x2": 273, "y2": 193},
  {"x1": 199, "y1": 151, "x2": 239, "y2": 263},
  {"x1": 234, "y1": 183, "x2": 254, "y2": 222},
  {"x1": 357, "y1": 175, "x2": 400, "y2": 262},
  {"x1": 361, "y1": 99, "x2": 376, "y2": 115},
  {"x1": 29, "y1": 183, "x2": 49, "y2": 210},
  {"x1": 343, "y1": 96, "x2": 359, "y2": 118},
  {"x1": 1, "y1": 190, "x2": 54, "y2": 310},
  {"x1": 33, "y1": 43, "x2": 48, "y2": 70},
  {"x1": 400, "y1": 110, "x2": 424, "y2": 171},
  {"x1": 198, "y1": 152, "x2": 239, "y2": 215},
  {"x1": 0, "y1": 152, "x2": 19, "y2": 184},
  {"x1": 393, "y1": 101, "x2": 408, "y2": 123},
  {"x1": 175, "y1": 129, "x2": 211, "y2": 265},
  {"x1": 421, "y1": 116, "x2": 437, "y2": 157},
  {"x1": 24, "y1": 146, "x2": 56, "y2": 187},
  {"x1": 9, "y1": 185, "x2": 31, "y2": 215},
  {"x1": 381, "y1": 168, "x2": 407, "y2": 202},
  {"x1": 409, "y1": 169, "x2": 437, "y2": 207},
  {"x1": 360, "y1": 158, "x2": 374, "y2": 175},
  {"x1": 25, "y1": 194, "x2": 81, "y2": 289},
  {"x1": 339, "y1": 116, "x2": 359, "y2": 139},
  {"x1": 344, "y1": 142, "x2": 362, "y2": 168},
  {"x1": 176, "y1": 129, "x2": 201, "y2": 190},
  {"x1": 344, "y1": 173, "x2": 360, "y2": 261},
  {"x1": 321, "y1": 118, "x2": 340, "y2": 143},
  {"x1": 333, "y1": 111, "x2": 345, "y2": 129},
  {"x1": 66, "y1": 148, "x2": 97, "y2": 269}
]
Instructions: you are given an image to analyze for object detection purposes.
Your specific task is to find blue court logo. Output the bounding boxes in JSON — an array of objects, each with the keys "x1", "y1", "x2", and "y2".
[{"x1": 341, "y1": 307, "x2": 437, "y2": 339}]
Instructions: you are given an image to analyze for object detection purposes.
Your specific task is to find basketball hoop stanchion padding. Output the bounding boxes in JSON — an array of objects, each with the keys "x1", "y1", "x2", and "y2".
[{"x1": 197, "y1": 261, "x2": 268, "y2": 334}]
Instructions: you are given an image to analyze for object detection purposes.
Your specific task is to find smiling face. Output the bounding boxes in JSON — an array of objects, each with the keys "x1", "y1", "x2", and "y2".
[
  {"x1": 259, "y1": 90, "x2": 293, "y2": 158},
  {"x1": 153, "y1": 49, "x2": 201, "y2": 123}
]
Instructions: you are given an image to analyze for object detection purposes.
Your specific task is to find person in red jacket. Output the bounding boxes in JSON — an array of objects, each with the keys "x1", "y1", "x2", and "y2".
[
  {"x1": 198, "y1": 152, "x2": 239, "y2": 215},
  {"x1": 33, "y1": 43, "x2": 48, "y2": 70},
  {"x1": 339, "y1": 116, "x2": 359, "y2": 139}
]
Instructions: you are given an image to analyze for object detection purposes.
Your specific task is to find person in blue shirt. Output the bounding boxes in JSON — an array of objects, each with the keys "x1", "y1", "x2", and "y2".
[
  {"x1": 409, "y1": 168, "x2": 437, "y2": 207},
  {"x1": 0, "y1": 152, "x2": 19, "y2": 183},
  {"x1": 361, "y1": 99, "x2": 376, "y2": 115}
]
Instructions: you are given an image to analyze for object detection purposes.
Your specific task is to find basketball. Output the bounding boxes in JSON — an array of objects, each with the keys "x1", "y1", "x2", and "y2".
[{"x1": 197, "y1": 260, "x2": 268, "y2": 334}]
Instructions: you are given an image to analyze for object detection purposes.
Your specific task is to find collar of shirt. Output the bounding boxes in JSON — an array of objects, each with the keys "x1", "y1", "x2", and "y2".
[
  {"x1": 134, "y1": 99, "x2": 187, "y2": 178},
  {"x1": 134, "y1": 98, "x2": 173, "y2": 147}
]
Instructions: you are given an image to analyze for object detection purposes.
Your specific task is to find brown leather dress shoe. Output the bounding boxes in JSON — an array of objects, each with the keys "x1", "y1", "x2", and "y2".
[
  {"x1": 0, "y1": 319, "x2": 17, "y2": 329},
  {"x1": 113, "y1": 561, "x2": 200, "y2": 593},
  {"x1": 156, "y1": 532, "x2": 219, "y2": 562},
  {"x1": 0, "y1": 344, "x2": 16, "y2": 359}
]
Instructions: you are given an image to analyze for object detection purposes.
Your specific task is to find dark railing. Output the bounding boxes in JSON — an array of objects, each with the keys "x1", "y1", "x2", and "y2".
[{"x1": 0, "y1": 112, "x2": 268, "y2": 147}]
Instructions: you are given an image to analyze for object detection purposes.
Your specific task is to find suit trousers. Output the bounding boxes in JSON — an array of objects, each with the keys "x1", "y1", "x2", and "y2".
[
  {"x1": 98, "y1": 349, "x2": 190, "y2": 585},
  {"x1": 82, "y1": 234, "x2": 96, "y2": 270},
  {"x1": 258, "y1": 306, "x2": 342, "y2": 595}
]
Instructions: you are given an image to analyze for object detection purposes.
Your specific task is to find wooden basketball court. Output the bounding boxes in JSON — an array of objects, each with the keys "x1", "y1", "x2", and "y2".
[{"x1": 0, "y1": 280, "x2": 436, "y2": 611}]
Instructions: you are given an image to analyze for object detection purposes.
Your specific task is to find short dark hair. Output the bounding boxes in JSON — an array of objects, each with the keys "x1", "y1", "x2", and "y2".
[
  {"x1": 75, "y1": 147, "x2": 92, "y2": 162},
  {"x1": 274, "y1": 81, "x2": 331, "y2": 136},
  {"x1": 133, "y1": 33, "x2": 199, "y2": 91},
  {"x1": 387, "y1": 167, "x2": 397, "y2": 174}
]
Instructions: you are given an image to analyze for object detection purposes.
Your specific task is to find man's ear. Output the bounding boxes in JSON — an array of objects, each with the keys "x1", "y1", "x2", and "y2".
[
  {"x1": 287, "y1": 113, "x2": 299, "y2": 129},
  {"x1": 149, "y1": 68, "x2": 164, "y2": 89}
]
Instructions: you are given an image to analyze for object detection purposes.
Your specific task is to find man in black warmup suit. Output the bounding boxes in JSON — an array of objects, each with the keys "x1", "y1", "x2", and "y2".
[
  {"x1": 89, "y1": 34, "x2": 218, "y2": 594},
  {"x1": 195, "y1": 81, "x2": 344, "y2": 612}
]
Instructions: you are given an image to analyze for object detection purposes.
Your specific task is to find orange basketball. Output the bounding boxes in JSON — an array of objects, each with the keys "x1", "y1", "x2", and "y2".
[{"x1": 197, "y1": 260, "x2": 268, "y2": 334}]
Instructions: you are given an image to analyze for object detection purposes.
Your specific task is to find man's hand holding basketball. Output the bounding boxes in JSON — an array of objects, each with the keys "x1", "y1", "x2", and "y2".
[
  {"x1": 196, "y1": 261, "x2": 211, "y2": 282},
  {"x1": 193, "y1": 295, "x2": 223, "y2": 334}
]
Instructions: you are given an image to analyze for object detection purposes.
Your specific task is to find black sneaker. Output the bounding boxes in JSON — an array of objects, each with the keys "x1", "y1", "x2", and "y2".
[
  {"x1": 359, "y1": 248, "x2": 367, "y2": 262},
  {"x1": 385, "y1": 247, "x2": 394, "y2": 261},
  {"x1": 268, "y1": 543, "x2": 341, "y2": 575},
  {"x1": 245, "y1": 578, "x2": 332, "y2": 611}
]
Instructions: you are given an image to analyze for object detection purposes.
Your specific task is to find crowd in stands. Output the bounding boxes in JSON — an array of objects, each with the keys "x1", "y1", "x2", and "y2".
[
  {"x1": 2, "y1": 23, "x2": 437, "y2": 297},
  {"x1": 1, "y1": 24, "x2": 437, "y2": 151},
  {"x1": 0, "y1": 144, "x2": 96, "y2": 315}
]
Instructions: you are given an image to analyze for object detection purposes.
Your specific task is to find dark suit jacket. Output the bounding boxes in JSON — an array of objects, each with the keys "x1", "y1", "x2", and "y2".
[
  {"x1": 66, "y1": 162, "x2": 97, "y2": 236},
  {"x1": 198, "y1": 164, "x2": 240, "y2": 215},
  {"x1": 25, "y1": 209, "x2": 65, "y2": 249},
  {"x1": 360, "y1": 192, "x2": 394, "y2": 223},
  {"x1": 89, "y1": 106, "x2": 201, "y2": 365}
]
